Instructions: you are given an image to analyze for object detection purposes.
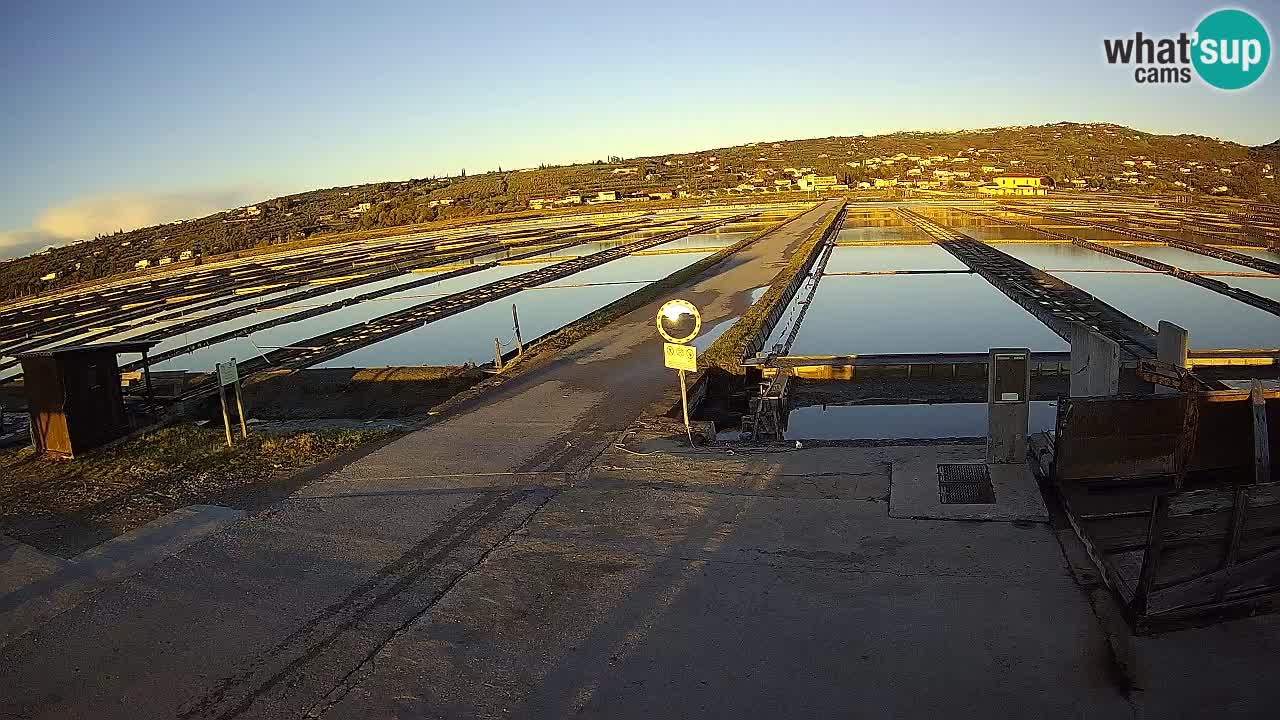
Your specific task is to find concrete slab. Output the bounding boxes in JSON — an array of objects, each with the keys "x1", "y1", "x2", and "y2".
[
  {"x1": 890, "y1": 448, "x2": 1049, "y2": 522},
  {"x1": 0, "y1": 535, "x2": 69, "y2": 596},
  {"x1": 0, "y1": 504, "x2": 243, "y2": 650},
  {"x1": 318, "y1": 443, "x2": 1132, "y2": 719}
]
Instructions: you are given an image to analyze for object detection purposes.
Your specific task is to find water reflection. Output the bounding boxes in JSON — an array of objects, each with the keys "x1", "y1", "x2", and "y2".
[
  {"x1": 1053, "y1": 272, "x2": 1280, "y2": 348},
  {"x1": 994, "y1": 243, "x2": 1147, "y2": 271},
  {"x1": 150, "y1": 265, "x2": 530, "y2": 372},
  {"x1": 1116, "y1": 245, "x2": 1257, "y2": 273},
  {"x1": 784, "y1": 401, "x2": 1058, "y2": 440},
  {"x1": 823, "y1": 245, "x2": 967, "y2": 273},
  {"x1": 1225, "y1": 278, "x2": 1280, "y2": 303},
  {"x1": 316, "y1": 251, "x2": 716, "y2": 368},
  {"x1": 786, "y1": 275, "x2": 1068, "y2": 355}
]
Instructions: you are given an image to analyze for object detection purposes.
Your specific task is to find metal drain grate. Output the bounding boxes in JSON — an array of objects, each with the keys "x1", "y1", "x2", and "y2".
[{"x1": 938, "y1": 463, "x2": 995, "y2": 504}]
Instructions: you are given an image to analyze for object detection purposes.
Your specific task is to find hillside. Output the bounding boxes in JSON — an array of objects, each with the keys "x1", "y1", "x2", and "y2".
[{"x1": 4, "y1": 121, "x2": 1278, "y2": 302}]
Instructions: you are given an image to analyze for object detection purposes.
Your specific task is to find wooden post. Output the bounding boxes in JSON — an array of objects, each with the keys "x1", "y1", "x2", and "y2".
[
  {"x1": 141, "y1": 348, "x2": 156, "y2": 413},
  {"x1": 218, "y1": 384, "x2": 233, "y2": 448},
  {"x1": 494, "y1": 338, "x2": 504, "y2": 371},
  {"x1": 1172, "y1": 387, "x2": 1201, "y2": 491},
  {"x1": 234, "y1": 378, "x2": 249, "y2": 439},
  {"x1": 512, "y1": 304, "x2": 523, "y2": 356},
  {"x1": 1252, "y1": 379, "x2": 1271, "y2": 485}
]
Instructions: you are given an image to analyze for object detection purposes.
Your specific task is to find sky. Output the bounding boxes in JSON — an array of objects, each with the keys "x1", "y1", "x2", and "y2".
[{"x1": 1, "y1": 0, "x2": 1276, "y2": 258}]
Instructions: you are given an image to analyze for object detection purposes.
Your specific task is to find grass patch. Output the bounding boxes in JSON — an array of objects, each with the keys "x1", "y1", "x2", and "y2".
[{"x1": 0, "y1": 424, "x2": 393, "y2": 554}]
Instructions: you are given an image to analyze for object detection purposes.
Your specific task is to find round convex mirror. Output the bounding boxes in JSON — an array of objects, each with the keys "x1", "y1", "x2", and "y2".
[{"x1": 656, "y1": 299, "x2": 701, "y2": 344}]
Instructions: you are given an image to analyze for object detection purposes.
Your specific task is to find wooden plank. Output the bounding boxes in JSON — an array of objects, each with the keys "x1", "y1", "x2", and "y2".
[
  {"x1": 1169, "y1": 481, "x2": 1280, "y2": 515},
  {"x1": 1219, "y1": 486, "x2": 1250, "y2": 602},
  {"x1": 1085, "y1": 502, "x2": 1280, "y2": 553},
  {"x1": 1055, "y1": 394, "x2": 1277, "y2": 482},
  {"x1": 1059, "y1": 482, "x2": 1138, "y2": 604},
  {"x1": 1149, "y1": 545, "x2": 1280, "y2": 612},
  {"x1": 1150, "y1": 530, "x2": 1280, "y2": 591},
  {"x1": 1106, "y1": 549, "x2": 1145, "y2": 585},
  {"x1": 1132, "y1": 494, "x2": 1170, "y2": 617},
  {"x1": 1142, "y1": 587, "x2": 1280, "y2": 634}
]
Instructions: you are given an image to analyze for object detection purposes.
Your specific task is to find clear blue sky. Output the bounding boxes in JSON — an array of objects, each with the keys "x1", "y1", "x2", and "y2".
[{"x1": 1, "y1": 0, "x2": 1276, "y2": 255}]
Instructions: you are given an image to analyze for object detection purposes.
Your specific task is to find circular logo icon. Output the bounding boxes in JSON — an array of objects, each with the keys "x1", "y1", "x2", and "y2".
[{"x1": 1193, "y1": 9, "x2": 1270, "y2": 90}]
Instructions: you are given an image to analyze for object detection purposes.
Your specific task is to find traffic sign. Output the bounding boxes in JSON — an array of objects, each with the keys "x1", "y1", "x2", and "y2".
[
  {"x1": 664, "y1": 342, "x2": 697, "y2": 372},
  {"x1": 656, "y1": 300, "x2": 702, "y2": 446},
  {"x1": 214, "y1": 358, "x2": 247, "y2": 447}
]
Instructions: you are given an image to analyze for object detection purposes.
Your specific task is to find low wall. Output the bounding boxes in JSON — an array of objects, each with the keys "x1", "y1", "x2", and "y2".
[{"x1": 240, "y1": 366, "x2": 485, "y2": 419}]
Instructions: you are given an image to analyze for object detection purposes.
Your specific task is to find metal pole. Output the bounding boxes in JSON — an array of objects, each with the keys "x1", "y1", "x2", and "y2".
[
  {"x1": 678, "y1": 369, "x2": 694, "y2": 446},
  {"x1": 512, "y1": 304, "x2": 523, "y2": 355},
  {"x1": 234, "y1": 378, "x2": 249, "y2": 439},
  {"x1": 494, "y1": 338, "x2": 504, "y2": 371}
]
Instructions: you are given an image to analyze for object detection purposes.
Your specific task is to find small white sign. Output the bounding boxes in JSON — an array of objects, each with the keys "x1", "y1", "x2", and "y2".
[
  {"x1": 664, "y1": 342, "x2": 697, "y2": 372},
  {"x1": 216, "y1": 359, "x2": 239, "y2": 387}
]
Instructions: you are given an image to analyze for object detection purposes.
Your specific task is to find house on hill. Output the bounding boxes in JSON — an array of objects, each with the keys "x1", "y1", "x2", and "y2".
[
  {"x1": 796, "y1": 174, "x2": 838, "y2": 192},
  {"x1": 978, "y1": 175, "x2": 1049, "y2": 196}
]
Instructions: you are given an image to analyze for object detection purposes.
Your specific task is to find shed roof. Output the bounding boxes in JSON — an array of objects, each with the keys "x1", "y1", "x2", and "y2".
[{"x1": 16, "y1": 340, "x2": 160, "y2": 360}]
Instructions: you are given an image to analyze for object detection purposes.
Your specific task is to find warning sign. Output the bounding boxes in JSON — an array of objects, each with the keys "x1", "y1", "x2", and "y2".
[{"x1": 663, "y1": 342, "x2": 697, "y2": 372}]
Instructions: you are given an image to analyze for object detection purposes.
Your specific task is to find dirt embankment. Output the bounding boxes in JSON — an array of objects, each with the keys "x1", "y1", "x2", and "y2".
[
  {"x1": 0, "y1": 425, "x2": 393, "y2": 557},
  {"x1": 1, "y1": 365, "x2": 486, "y2": 556},
  {"x1": 240, "y1": 366, "x2": 485, "y2": 420}
]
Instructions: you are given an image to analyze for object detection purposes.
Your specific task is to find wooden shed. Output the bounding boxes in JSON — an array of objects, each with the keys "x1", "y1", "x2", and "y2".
[{"x1": 16, "y1": 341, "x2": 159, "y2": 458}]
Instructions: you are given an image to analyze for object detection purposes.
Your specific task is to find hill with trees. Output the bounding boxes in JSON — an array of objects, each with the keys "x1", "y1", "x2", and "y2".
[{"x1": 3, "y1": 122, "x2": 1277, "y2": 302}]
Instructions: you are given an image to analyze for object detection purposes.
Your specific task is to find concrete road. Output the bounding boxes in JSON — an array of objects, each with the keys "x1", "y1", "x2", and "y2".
[
  {"x1": 323, "y1": 441, "x2": 1280, "y2": 719},
  {"x1": 0, "y1": 200, "x2": 842, "y2": 719}
]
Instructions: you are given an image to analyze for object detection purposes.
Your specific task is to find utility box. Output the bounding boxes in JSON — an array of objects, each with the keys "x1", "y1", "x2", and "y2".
[
  {"x1": 16, "y1": 341, "x2": 159, "y2": 458},
  {"x1": 988, "y1": 348, "x2": 1031, "y2": 464}
]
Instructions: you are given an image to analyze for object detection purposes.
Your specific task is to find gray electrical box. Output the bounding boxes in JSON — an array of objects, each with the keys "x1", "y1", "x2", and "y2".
[{"x1": 988, "y1": 348, "x2": 1031, "y2": 464}]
